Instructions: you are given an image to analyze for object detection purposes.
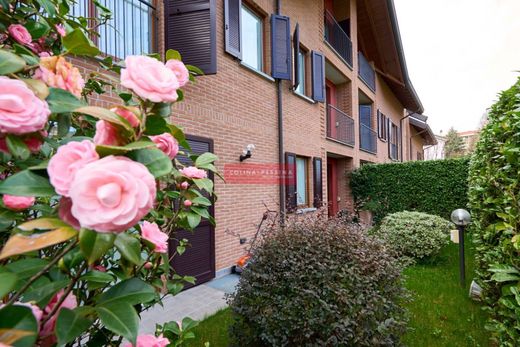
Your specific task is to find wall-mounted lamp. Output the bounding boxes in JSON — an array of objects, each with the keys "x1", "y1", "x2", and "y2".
[{"x1": 240, "y1": 144, "x2": 255, "y2": 162}]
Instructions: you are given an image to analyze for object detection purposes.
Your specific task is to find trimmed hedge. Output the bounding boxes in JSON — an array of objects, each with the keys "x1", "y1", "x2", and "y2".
[
  {"x1": 468, "y1": 76, "x2": 520, "y2": 344},
  {"x1": 350, "y1": 158, "x2": 469, "y2": 223}
]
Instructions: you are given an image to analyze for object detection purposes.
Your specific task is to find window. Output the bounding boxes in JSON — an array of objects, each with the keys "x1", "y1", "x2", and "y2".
[
  {"x1": 295, "y1": 47, "x2": 306, "y2": 95},
  {"x1": 377, "y1": 110, "x2": 388, "y2": 141},
  {"x1": 70, "y1": 0, "x2": 157, "y2": 59},
  {"x1": 389, "y1": 122, "x2": 400, "y2": 160},
  {"x1": 241, "y1": 4, "x2": 263, "y2": 70},
  {"x1": 296, "y1": 157, "x2": 308, "y2": 206}
]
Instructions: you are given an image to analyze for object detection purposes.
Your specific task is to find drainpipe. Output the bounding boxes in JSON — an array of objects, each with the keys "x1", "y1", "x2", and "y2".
[
  {"x1": 276, "y1": 0, "x2": 285, "y2": 222},
  {"x1": 399, "y1": 111, "x2": 414, "y2": 162}
]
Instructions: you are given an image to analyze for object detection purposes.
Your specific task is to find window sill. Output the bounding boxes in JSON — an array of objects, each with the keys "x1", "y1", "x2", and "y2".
[
  {"x1": 296, "y1": 207, "x2": 317, "y2": 215},
  {"x1": 360, "y1": 148, "x2": 377, "y2": 155},
  {"x1": 239, "y1": 62, "x2": 275, "y2": 83},
  {"x1": 292, "y1": 90, "x2": 316, "y2": 104}
]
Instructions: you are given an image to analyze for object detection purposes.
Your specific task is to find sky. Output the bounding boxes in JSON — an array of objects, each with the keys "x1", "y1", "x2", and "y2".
[{"x1": 394, "y1": 0, "x2": 520, "y2": 134}]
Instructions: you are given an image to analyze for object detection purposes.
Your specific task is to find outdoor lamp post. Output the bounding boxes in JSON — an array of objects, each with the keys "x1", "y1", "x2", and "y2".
[{"x1": 451, "y1": 208, "x2": 471, "y2": 287}]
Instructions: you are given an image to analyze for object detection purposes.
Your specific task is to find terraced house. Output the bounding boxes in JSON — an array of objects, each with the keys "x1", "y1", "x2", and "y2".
[{"x1": 73, "y1": 0, "x2": 436, "y2": 286}]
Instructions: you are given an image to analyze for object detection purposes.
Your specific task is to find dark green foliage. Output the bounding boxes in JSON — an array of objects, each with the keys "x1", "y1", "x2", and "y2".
[
  {"x1": 468, "y1": 76, "x2": 520, "y2": 345},
  {"x1": 228, "y1": 218, "x2": 408, "y2": 346},
  {"x1": 350, "y1": 158, "x2": 469, "y2": 223},
  {"x1": 444, "y1": 127, "x2": 465, "y2": 158}
]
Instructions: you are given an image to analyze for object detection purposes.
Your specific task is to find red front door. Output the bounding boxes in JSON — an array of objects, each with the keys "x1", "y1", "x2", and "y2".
[{"x1": 327, "y1": 158, "x2": 338, "y2": 217}]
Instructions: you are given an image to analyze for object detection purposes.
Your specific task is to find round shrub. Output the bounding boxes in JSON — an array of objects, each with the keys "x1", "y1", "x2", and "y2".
[
  {"x1": 228, "y1": 218, "x2": 408, "y2": 346},
  {"x1": 468, "y1": 77, "x2": 520, "y2": 344},
  {"x1": 373, "y1": 211, "x2": 451, "y2": 260}
]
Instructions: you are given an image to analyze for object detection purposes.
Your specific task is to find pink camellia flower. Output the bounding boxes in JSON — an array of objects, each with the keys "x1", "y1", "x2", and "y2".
[
  {"x1": 55, "y1": 24, "x2": 66, "y2": 37},
  {"x1": 165, "y1": 59, "x2": 190, "y2": 87},
  {"x1": 58, "y1": 197, "x2": 81, "y2": 229},
  {"x1": 183, "y1": 200, "x2": 192, "y2": 207},
  {"x1": 3, "y1": 195, "x2": 35, "y2": 211},
  {"x1": 180, "y1": 181, "x2": 189, "y2": 190},
  {"x1": 150, "y1": 133, "x2": 179, "y2": 159},
  {"x1": 111, "y1": 106, "x2": 140, "y2": 128},
  {"x1": 35, "y1": 56, "x2": 85, "y2": 98},
  {"x1": 121, "y1": 55, "x2": 179, "y2": 103},
  {"x1": 24, "y1": 137, "x2": 43, "y2": 153},
  {"x1": 93, "y1": 120, "x2": 121, "y2": 146},
  {"x1": 47, "y1": 140, "x2": 99, "y2": 197},
  {"x1": 41, "y1": 290, "x2": 77, "y2": 344},
  {"x1": 8, "y1": 24, "x2": 32, "y2": 45},
  {"x1": 0, "y1": 77, "x2": 50, "y2": 135},
  {"x1": 122, "y1": 334, "x2": 169, "y2": 347},
  {"x1": 68, "y1": 156, "x2": 156, "y2": 233},
  {"x1": 39, "y1": 51, "x2": 52, "y2": 58},
  {"x1": 93, "y1": 265, "x2": 107, "y2": 272},
  {"x1": 141, "y1": 221, "x2": 168, "y2": 253},
  {"x1": 144, "y1": 262, "x2": 153, "y2": 269},
  {"x1": 180, "y1": 166, "x2": 207, "y2": 179},
  {"x1": 16, "y1": 302, "x2": 44, "y2": 323}
]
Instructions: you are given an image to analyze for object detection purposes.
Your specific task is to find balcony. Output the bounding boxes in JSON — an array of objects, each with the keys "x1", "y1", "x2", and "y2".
[
  {"x1": 327, "y1": 104, "x2": 355, "y2": 146},
  {"x1": 324, "y1": 10, "x2": 353, "y2": 67},
  {"x1": 359, "y1": 123, "x2": 377, "y2": 153},
  {"x1": 358, "y1": 52, "x2": 376, "y2": 91}
]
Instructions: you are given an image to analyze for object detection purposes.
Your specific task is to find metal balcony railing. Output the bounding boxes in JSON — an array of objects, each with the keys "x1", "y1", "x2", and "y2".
[
  {"x1": 327, "y1": 104, "x2": 355, "y2": 146},
  {"x1": 360, "y1": 123, "x2": 377, "y2": 153},
  {"x1": 324, "y1": 10, "x2": 353, "y2": 67},
  {"x1": 358, "y1": 51, "x2": 376, "y2": 91},
  {"x1": 70, "y1": 0, "x2": 158, "y2": 59}
]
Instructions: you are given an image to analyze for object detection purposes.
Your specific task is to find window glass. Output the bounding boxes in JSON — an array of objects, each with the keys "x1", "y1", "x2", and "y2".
[
  {"x1": 241, "y1": 5, "x2": 263, "y2": 70},
  {"x1": 296, "y1": 157, "x2": 307, "y2": 206},
  {"x1": 296, "y1": 50, "x2": 305, "y2": 95}
]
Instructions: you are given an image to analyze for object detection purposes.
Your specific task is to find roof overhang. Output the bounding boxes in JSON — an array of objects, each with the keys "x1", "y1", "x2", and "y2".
[
  {"x1": 409, "y1": 113, "x2": 437, "y2": 145},
  {"x1": 357, "y1": 0, "x2": 424, "y2": 114}
]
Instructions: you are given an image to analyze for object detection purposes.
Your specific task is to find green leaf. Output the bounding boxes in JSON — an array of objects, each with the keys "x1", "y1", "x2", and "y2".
[
  {"x1": 36, "y1": 0, "x2": 56, "y2": 16},
  {"x1": 96, "y1": 302, "x2": 138, "y2": 345},
  {"x1": 191, "y1": 197, "x2": 212, "y2": 206},
  {"x1": 23, "y1": 280, "x2": 68, "y2": 307},
  {"x1": 182, "y1": 316, "x2": 199, "y2": 331},
  {"x1": 491, "y1": 272, "x2": 520, "y2": 283},
  {"x1": 165, "y1": 49, "x2": 182, "y2": 61},
  {"x1": 62, "y1": 28, "x2": 100, "y2": 56},
  {"x1": 187, "y1": 212, "x2": 201, "y2": 229},
  {"x1": 127, "y1": 148, "x2": 173, "y2": 178},
  {"x1": 114, "y1": 233, "x2": 142, "y2": 265},
  {"x1": 80, "y1": 270, "x2": 114, "y2": 284},
  {"x1": 191, "y1": 206, "x2": 210, "y2": 219},
  {"x1": 96, "y1": 140, "x2": 155, "y2": 157},
  {"x1": 0, "y1": 306, "x2": 37, "y2": 347},
  {"x1": 195, "y1": 153, "x2": 218, "y2": 167},
  {"x1": 0, "y1": 50, "x2": 26, "y2": 75},
  {"x1": 55, "y1": 308, "x2": 92, "y2": 346},
  {"x1": 46, "y1": 88, "x2": 86, "y2": 113},
  {"x1": 150, "y1": 102, "x2": 172, "y2": 118},
  {"x1": 0, "y1": 272, "x2": 17, "y2": 298},
  {"x1": 25, "y1": 20, "x2": 50, "y2": 39},
  {"x1": 168, "y1": 124, "x2": 190, "y2": 150},
  {"x1": 0, "y1": 170, "x2": 55, "y2": 197},
  {"x1": 75, "y1": 106, "x2": 133, "y2": 133},
  {"x1": 6, "y1": 258, "x2": 48, "y2": 280},
  {"x1": 144, "y1": 115, "x2": 169, "y2": 135},
  {"x1": 6, "y1": 135, "x2": 30, "y2": 160},
  {"x1": 186, "y1": 65, "x2": 204, "y2": 76},
  {"x1": 192, "y1": 178, "x2": 213, "y2": 193},
  {"x1": 79, "y1": 229, "x2": 116, "y2": 265},
  {"x1": 96, "y1": 278, "x2": 156, "y2": 306},
  {"x1": 21, "y1": 78, "x2": 49, "y2": 100},
  {"x1": 13, "y1": 45, "x2": 39, "y2": 66}
]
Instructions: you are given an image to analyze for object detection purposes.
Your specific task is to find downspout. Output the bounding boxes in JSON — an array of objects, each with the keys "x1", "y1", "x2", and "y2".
[
  {"x1": 399, "y1": 111, "x2": 414, "y2": 162},
  {"x1": 276, "y1": 0, "x2": 286, "y2": 222}
]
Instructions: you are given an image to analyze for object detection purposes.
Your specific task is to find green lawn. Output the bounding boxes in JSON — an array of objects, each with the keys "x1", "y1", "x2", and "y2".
[{"x1": 185, "y1": 238, "x2": 490, "y2": 347}]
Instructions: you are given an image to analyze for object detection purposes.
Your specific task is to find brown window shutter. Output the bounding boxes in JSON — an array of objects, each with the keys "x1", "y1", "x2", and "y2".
[
  {"x1": 224, "y1": 0, "x2": 242, "y2": 59},
  {"x1": 313, "y1": 157, "x2": 323, "y2": 208},
  {"x1": 285, "y1": 152, "x2": 297, "y2": 212},
  {"x1": 165, "y1": 0, "x2": 217, "y2": 74}
]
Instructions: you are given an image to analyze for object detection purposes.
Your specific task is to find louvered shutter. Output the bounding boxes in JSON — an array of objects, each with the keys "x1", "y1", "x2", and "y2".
[
  {"x1": 285, "y1": 152, "x2": 297, "y2": 211},
  {"x1": 377, "y1": 110, "x2": 381, "y2": 138},
  {"x1": 312, "y1": 157, "x2": 323, "y2": 208},
  {"x1": 224, "y1": 0, "x2": 241, "y2": 59},
  {"x1": 271, "y1": 15, "x2": 291, "y2": 80},
  {"x1": 311, "y1": 51, "x2": 325, "y2": 102},
  {"x1": 293, "y1": 23, "x2": 300, "y2": 89},
  {"x1": 165, "y1": 0, "x2": 217, "y2": 74}
]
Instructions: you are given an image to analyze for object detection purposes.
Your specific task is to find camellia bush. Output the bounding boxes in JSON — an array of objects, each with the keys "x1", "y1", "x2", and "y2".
[
  {"x1": 0, "y1": 1, "x2": 216, "y2": 346},
  {"x1": 228, "y1": 217, "x2": 408, "y2": 346},
  {"x1": 468, "y1": 76, "x2": 520, "y2": 345},
  {"x1": 371, "y1": 211, "x2": 452, "y2": 262}
]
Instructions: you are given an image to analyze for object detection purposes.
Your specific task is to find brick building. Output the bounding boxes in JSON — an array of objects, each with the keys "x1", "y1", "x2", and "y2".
[{"x1": 72, "y1": 0, "x2": 435, "y2": 285}]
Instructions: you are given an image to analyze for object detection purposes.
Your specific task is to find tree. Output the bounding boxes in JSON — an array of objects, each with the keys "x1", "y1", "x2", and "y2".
[{"x1": 444, "y1": 127, "x2": 465, "y2": 158}]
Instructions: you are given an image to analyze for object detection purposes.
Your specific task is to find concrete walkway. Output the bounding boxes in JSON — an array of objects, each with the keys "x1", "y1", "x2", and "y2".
[{"x1": 139, "y1": 274, "x2": 240, "y2": 334}]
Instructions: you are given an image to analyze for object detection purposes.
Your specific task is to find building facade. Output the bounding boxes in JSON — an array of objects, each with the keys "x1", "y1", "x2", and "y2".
[{"x1": 73, "y1": 0, "x2": 433, "y2": 284}]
